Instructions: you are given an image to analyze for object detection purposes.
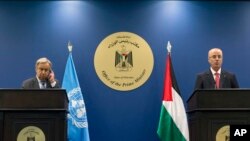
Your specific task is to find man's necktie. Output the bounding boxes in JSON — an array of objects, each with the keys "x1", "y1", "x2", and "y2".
[
  {"x1": 41, "y1": 81, "x2": 46, "y2": 89},
  {"x1": 215, "y1": 72, "x2": 220, "y2": 89}
]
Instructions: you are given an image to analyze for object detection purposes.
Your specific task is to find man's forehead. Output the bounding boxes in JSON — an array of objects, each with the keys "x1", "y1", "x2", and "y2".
[
  {"x1": 209, "y1": 49, "x2": 222, "y2": 55},
  {"x1": 37, "y1": 62, "x2": 50, "y2": 67}
]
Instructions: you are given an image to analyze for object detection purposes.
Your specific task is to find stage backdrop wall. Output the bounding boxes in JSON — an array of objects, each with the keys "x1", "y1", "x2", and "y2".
[{"x1": 0, "y1": 1, "x2": 250, "y2": 141}]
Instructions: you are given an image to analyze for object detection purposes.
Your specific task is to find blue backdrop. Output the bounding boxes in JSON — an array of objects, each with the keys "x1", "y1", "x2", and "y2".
[{"x1": 1, "y1": 1, "x2": 250, "y2": 141}]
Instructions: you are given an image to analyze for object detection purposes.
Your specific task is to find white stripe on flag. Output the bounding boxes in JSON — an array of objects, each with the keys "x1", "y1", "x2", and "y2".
[{"x1": 162, "y1": 87, "x2": 189, "y2": 141}]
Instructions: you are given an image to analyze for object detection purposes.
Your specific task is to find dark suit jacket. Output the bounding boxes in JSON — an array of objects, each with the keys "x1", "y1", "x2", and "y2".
[
  {"x1": 22, "y1": 77, "x2": 60, "y2": 89},
  {"x1": 194, "y1": 69, "x2": 239, "y2": 90}
]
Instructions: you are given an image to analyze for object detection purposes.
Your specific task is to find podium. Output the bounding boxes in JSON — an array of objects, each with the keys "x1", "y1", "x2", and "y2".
[
  {"x1": 0, "y1": 89, "x2": 68, "y2": 141},
  {"x1": 187, "y1": 89, "x2": 250, "y2": 141}
]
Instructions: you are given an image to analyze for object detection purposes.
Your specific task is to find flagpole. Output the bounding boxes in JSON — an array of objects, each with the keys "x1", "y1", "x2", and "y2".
[
  {"x1": 157, "y1": 41, "x2": 189, "y2": 141},
  {"x1": 63, "y1": 41, "x2": 91, "y2": 141}
]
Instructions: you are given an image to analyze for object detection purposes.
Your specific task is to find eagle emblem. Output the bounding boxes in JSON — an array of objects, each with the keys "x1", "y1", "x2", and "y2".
[{"x1": 115, "y1": 45, "x2": 133, "y2": 71}]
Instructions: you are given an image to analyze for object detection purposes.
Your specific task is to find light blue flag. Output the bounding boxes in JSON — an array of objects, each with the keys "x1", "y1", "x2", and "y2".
[{"x1": 62, "y1": 53, "x2": 90, "y2": 141}]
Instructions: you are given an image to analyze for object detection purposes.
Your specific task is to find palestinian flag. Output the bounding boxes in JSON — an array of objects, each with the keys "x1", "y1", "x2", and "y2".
[{"x1": 157, "y1": 51, "x2": 189, "y2": 141}]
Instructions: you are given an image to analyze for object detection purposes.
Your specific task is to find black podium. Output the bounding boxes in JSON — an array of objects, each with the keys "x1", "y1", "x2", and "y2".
[
  {"x1": 187, "y1": 89, "x2": 250, "y2": 141},
  {"x1": 0, "y1": 89, "x2": 68, "y2": 141}
]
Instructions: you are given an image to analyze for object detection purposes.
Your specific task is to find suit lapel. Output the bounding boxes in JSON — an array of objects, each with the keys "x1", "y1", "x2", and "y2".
[
  {"x1": 46, "y1": 80, "x2": 52, "y2": 88},
  {"x1": 33, "y1": 78, "x2": 40, "y2": 89},
  {"x1": 220, "y1": 70, "x2": 226, "y2": 88},
  {"x1": 206, "y1": 70, "x2": 215, "y2": 88}
]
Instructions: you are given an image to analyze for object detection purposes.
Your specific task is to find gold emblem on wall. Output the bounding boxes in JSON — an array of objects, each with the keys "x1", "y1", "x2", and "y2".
[
  {"x1": 17, "y1": 126, "x2": 45, "y2": 141},
  {"x1": 216, "y1": 125, "x2": 230, "y2": 141},
  {"x1": 94, "y1": 32, "x2": 154, "y2": 91}
]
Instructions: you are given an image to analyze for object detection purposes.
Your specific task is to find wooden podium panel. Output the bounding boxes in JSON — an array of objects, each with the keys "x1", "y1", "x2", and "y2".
[
  {"x1": 187, "y1": 89, "x2": 250, "y2": 141},
  {"x1": 0, "y1": 89, "x2": 68, "y2": 141}
]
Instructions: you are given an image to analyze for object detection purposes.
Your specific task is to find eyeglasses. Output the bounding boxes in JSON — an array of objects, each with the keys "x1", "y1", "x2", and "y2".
[
  {"x1": 209, "y1": 55, "x2": 222, "y2": 59},
  {"x1": 38, "y1": 68, "x2": 50, "y2": 73}
]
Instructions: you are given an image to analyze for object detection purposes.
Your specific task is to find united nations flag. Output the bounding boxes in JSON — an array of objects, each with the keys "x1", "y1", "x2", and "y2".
[{"x1": 62, "y1": 42, "x2": 90, "y2": 141}]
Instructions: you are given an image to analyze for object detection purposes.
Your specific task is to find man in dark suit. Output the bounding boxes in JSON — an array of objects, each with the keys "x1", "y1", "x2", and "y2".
[
  {"x1": 22, "y1": 57, "x2": 60, "y2": 89},
  {"x1": 194, "y1": 48, "x2": 239, "y2": 90}
]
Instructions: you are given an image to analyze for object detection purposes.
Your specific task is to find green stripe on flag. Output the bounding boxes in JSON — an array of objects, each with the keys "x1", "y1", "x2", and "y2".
[{"x1": 157, "y1": 105, "x2": 186, "y2": 141}]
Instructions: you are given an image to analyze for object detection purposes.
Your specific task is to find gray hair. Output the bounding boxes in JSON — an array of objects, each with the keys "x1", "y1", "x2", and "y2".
[{"x1": 35, "y1": 57, "x2": 52, "y2": 68}]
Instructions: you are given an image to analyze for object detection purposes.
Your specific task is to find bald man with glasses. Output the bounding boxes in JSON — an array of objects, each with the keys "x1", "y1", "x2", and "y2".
[{"x1": 194, "y1": 48, "x2": 239, "y2": 90}]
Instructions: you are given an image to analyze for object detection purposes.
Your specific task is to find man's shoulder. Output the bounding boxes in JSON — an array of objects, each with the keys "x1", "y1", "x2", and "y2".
[
  {"x1": 23, "y1": 77, "x2": 37, "y2": 83},
  {"x1": 197, "y1": 70, "x2": 211, "y2": 76},
  {"x1": 221, "y1": 70, "x2": 235, "y2": 75}
]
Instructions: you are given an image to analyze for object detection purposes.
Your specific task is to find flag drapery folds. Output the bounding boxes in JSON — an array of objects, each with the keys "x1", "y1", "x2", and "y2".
[
  {"x1": 157, "y1": 42, "x2": 189, "y2": 141},
  {"x1": 62, "y1": 49, "x2": 90, "y2": 141}
]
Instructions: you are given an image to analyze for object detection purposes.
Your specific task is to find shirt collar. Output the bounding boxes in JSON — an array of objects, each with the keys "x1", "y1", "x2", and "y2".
[
  {"x1": 36, "y1": 76, "x2": 46, "y2": 83},
  {"x1": 210, "y1": 67, "x2": 221, "y2": 75}
]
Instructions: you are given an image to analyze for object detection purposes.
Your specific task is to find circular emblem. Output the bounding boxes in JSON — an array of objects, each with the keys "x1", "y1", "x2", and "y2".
[
  {"x1": 216, "y1": 125, "x2": 230, "y2": 141},
  {"x1": 17, "y1": 126, "x2": 45, "y2": 141},
  {"x1": 68, "y1": 87, "x2": 88, "y2": 128},
  {"x1": 94, "y1": 32, "x2": 154, "y2": 91}
]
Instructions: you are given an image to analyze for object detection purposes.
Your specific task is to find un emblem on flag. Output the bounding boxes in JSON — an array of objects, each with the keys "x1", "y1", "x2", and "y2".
[
  {"x1": 94, "y1": 31, "x2": 154, "y2": 91},
  {"x1": 68, "y1": 87, "x2": 88, "y2": 128}
]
